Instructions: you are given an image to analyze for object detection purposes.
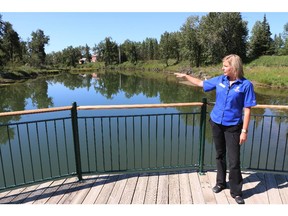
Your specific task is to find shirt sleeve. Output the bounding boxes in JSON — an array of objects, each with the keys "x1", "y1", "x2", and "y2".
[
  {"x1": 203, "y1": 76, "x2": 220, "y2": 92},
  {"x1": 244, "y1": 81, "x2": 257, "y2": 107}
]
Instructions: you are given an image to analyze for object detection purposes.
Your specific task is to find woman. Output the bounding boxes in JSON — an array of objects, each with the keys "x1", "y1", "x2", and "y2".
[{"x1": 174, "y1": 54, "x2": 257, "y2": 204}]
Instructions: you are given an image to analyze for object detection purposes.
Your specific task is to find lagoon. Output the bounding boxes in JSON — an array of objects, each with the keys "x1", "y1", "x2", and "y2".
[{"x1": 1, "y1": 71, "x2": 287, "y2": 115}]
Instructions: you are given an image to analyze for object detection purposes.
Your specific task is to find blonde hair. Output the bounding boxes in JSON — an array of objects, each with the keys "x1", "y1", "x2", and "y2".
[{"x1": 222, "y1": 54, "x2": 244, "y2": 79}]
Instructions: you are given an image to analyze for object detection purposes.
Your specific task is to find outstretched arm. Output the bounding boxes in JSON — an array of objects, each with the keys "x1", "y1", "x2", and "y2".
[{"x1": 174, "y1": 73, "x2": 204, "y2": 87}]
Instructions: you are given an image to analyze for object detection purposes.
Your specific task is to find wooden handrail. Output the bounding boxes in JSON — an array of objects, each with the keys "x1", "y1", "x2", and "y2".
[
  {"x1": 253, "y1": 104, "x2": 288, "y2": 109},
  {"x1": 77, "y1": 102, "x2": 204, "y2": 110},
  {"x1": 0, "y1": 102, "x2": 287, "y2": 118},
  {"x1": 0, "y1": 106, "x2": 72, "y2": 117}
]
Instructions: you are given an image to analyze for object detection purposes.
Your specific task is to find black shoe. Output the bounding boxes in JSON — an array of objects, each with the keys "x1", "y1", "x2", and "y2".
[
  {"x1": 234, "y1": 196, "x2": 245, "y2": 204},
  {"x1": 212, "y1": 185, "x2": 226, "y2": 193}
]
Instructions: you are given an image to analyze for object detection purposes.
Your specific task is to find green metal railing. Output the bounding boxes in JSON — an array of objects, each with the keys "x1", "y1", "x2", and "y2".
[{"x1": 0, "y1": 99, "x2": 287, "y2": 191}]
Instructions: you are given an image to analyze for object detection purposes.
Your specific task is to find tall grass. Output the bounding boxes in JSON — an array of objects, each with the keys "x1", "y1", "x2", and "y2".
[{"x1": 247, "y1": 56, "x2": 288, "y2": 67}]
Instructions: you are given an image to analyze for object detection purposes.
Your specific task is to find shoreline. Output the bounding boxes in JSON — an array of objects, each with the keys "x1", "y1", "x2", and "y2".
[{"x1": 1, "y1": 69, "x2": 288, "y2": 90}]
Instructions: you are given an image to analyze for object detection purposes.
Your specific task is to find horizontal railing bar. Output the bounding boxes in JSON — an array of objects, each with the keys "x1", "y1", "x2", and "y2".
[
  {"x1": 253, "y1": 104, "x2": 288, "y2": 110},
  {"x1": 0, "y1": 106, "x2": 72, "y2": 117},
  {"x1": 0, "y1": 103, "x2": 287, "y2": 118},
  {"x1": 77, "y1": 102, "x2": 204, "y2": 110}
]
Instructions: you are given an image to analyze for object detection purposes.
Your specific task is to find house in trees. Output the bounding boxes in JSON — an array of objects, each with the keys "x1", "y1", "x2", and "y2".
[
  {"x1": 79, "y1": 58, "x2": 87, "y2": 64},
  {"x1": 91, "y1": 54, "x2": 97, "y2": 62}
]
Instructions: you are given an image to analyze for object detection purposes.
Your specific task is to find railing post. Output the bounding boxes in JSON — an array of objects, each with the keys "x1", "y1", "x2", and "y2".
[
  {"x1": 71, "y1": 102, "x2": 83, "y2": 181},
  {"x1": 198, "y1": 98, "x2": 207, "y2": 175}
]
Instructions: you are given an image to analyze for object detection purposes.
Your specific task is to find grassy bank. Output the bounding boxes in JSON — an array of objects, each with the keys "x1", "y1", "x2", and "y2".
[{"x1": 94, "y1": 56, "x2": 288, "y2": 88}]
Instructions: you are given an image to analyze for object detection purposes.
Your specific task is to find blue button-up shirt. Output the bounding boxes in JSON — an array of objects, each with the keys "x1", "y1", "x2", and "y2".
[{"x1": 203, "y1": 75, "x2": 257, "y2": 126}]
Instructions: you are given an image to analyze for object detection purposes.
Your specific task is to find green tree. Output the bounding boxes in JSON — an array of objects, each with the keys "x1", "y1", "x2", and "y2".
[
  {"x1": 61, "y1": 46, "x2": 82, "y2": 67},
  {"x1": 95, "y1": 37, "x2": 119, "y2": 66},
  {"x1": 140, "y1": 38, "x2": 159, "y2": 61},
  {"x1": 272, "y1": 33, "x2": 284, "y2": 55},
  {"x1": 199, "y1": 12, "x2": 248, "y2": 64},
  {"x1": 159, "y1": 31, "x2": 172, "y2": 66},
  {"x1": 28, "y1": 29, "x2": 50, "y2": 67},
  {"x1": 281, "y1": 23, "x2": 288, "y2": 55},
  {"x1": 0, "y1": 15, "x2": 6, "y2": 66},
  {"x1": 170, "y1": 32, "x2": 181, "y2": 64},
  {"x1": 121, "y1": 40, "x2": 139, "y2": 64},
  {"x1": 1, "y1": 22, "x2": 22, "y2": 64},
  {"x1": 159, "y1": 31, "x2": 180, "y2": 66},
  {"x1": 248, "y1": 14, "x2": 272, "y2": 58},
  {"x1": 180, "y1": 15, "x2": 202, "y2": 67}
]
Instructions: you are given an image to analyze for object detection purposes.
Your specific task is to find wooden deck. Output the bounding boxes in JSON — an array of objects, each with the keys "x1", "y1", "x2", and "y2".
[{"x1": 0, "y1": 170, "x2": 287, "y2": 204}]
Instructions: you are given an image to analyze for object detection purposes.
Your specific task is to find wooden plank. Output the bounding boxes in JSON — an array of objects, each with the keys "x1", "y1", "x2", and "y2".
[
  {"x1": 0, "y1": 171, "x2": 287, "y2": 205},
  {"x1": 264, "y1": 173, "x2": 283, "y2": 204},
  {"x1": 275, "y1": 174, "x2": 288, "y2": 204},
  {"x1": 6, "y1": 184, "x2": 39, "y2": 204},
  {"x1": 168, "y1": 172, "x2": 180, "y2": 204},
  {"x1": 206, "y1": 171, "x2": 229, "y2": 204},
  {"x1": 69, "y1": 175, "x2": 99, "y2": 204},
  {"x1": 81, "y1": 175, "x2": 108, "y2": 204},
  {"x1": 119, "y1": 173, "x2": 139, "y2": 204},
  {"x1": 188, "y1": 171, "x2": 205, "y2": 204},
  {"x1": 45, "y1": 177, "x2": 78, "y2": 204},
  {"x1": 241, "y1": 172, "x2": 255, "y2": 204},
  {"x1": 94, "y1": 174, "x2": 119, "y2": 204},
  {"x1": 242, "y1": 172, "x2": 266, "y2": 204},
  {"x1": 156, "y1": 172, "x2": 169, "y2": 204},
  {"x1": 59, "y1": 180, "x2": 86, "y2": 204},
  {"x1": 0, "y1": 186, "x2": 26, "y2": 204},
  {"x1": 107, "y1": 174, "x2": 128, "y2": 204},
  {"x1": 178, "y1": 171, "x2": 192, "y2": 204},
  {"x1": 132, "y1": 173, "x2": 149, "y2": 204},
  {"x1": 247, "y1": 173, "x2": 269, "y2": 204},
  {"x1": 22, "y1": 181, "x2": 53, "y2": 204},
  {"x1": 33, "y1": 179, "x2": 66, "y2": 204},
  {"x1": 144, "y1": 173, "x2": 158, "y2": 204},
  {"x1": 0, "y1": 190, "x2": 11, "y2": 199},
  {"x1": 198, "y1": 173, "x2": 217, "y2": 204}
]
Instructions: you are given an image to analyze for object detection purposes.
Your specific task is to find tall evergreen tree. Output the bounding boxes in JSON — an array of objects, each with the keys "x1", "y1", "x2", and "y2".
[
  {"x1": 248, "y1": 14, "x2": 272, "y2": 58},
  {"x1": 1, "y1": 22, "x2": 22, "y2": 64},
  {"x1": 160, "y1": 31, "x2": 172, "y2": 66},
  {"x1": 282, "y1": 23, "x2": 288, "y2": 55},
  {"x1": 272, "y1": 33, "x2": 284, "y2": 55}
]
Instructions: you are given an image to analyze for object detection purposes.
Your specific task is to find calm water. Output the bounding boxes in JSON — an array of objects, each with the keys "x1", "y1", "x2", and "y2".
[
  {"x1": 0, "y1": 71, "x2": 287, "y2": 188},
  {"x1": 1, "y1": 71, "x2": 287, "y2": 115}
]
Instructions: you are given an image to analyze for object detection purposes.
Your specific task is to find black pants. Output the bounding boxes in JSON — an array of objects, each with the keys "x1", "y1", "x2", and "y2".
[{"x1": 209, "y1": 119, "x2": 243, "y2": 197}]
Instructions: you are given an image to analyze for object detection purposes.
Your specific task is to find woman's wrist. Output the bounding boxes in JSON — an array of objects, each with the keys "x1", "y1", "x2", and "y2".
[{"x1": 241, "y1": 129, "x2": 248, "y2": 134}]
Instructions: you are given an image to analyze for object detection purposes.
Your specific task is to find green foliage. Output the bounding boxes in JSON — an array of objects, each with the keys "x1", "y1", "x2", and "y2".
[
  {"x1": 248, "y1": 14, "x2": 273, "y2": 59},
  {"x1": 28, "y1": 29, "x2": 50, "y2": 67},
  {"x1": 1, "y1": 12, "x2": 288, "y2": 82}
]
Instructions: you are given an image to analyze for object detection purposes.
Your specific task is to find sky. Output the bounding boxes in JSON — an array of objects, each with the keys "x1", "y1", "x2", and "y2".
[{"x1": 1, "y1": 1, "x2": 287, "y2": 54}]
